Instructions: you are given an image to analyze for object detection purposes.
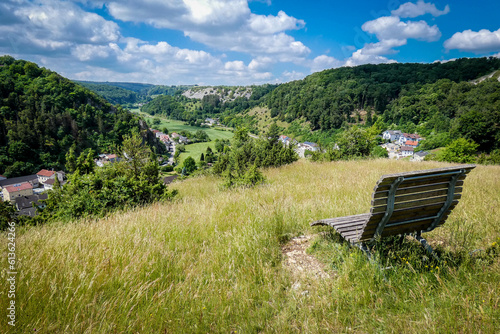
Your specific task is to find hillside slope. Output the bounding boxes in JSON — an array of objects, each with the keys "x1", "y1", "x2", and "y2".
[
  {"x1": 266, "y1": 57, "x2": 500, "y2": 131},
  {"x1": 0, "y1": 56, "x2": 162, "y2": 176},
  {"x1": 3, "y1": 159, "x2": 499, "y2": 333}
]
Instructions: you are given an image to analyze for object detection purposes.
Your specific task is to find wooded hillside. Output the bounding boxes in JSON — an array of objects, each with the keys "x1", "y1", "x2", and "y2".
[
  {"x1": 0, "y1": 56, "x2": 154, "y2": 177},
  {"x1": 266, "y1": 58, "x2": 500, "y2": 133}
]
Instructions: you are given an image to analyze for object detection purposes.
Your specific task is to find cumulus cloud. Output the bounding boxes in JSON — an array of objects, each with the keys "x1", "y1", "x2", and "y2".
[
  {"x1": 101, "y1": 0, "x2": 308, "y2": 61},
  {"x1": 310, "y1": 55, "x2": 342, "y2": 73},
  {"x1": 344, "y1": 2, "x2": 448, "y2": 68},
  {"x1": 0, "y1": 0, "x2": 120, "y2": 55},
  {"x1": 344, "y1": 40, "x2": 403, "y2": 67},
  {"x1": 444, "y1": 28, "x2": 500, "y2": 53},
  {"x1": 391, "y1": 0, "x2": 450, "y2": 18},
  {"x1": 362, "y1": 16, "x2": 441, "y2": 42},
  {"x1": 249, "y1": 11, "x2": 305, "y2": 35}
]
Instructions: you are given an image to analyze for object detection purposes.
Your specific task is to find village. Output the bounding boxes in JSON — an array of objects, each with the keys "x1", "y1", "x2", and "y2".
[{"x1": 1, "y1": 122, "x2": 428, "y2": 218}]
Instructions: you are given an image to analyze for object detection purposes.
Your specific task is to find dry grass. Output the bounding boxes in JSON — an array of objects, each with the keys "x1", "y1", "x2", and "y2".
[{"x1": 1, "y1": 159, "x2": 499, "y2": 333}]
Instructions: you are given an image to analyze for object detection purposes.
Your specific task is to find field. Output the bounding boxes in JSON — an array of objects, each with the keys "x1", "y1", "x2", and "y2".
[
  {"x1": 130, "y1": 108, "x2": 233, "y2": 164},
  {"x1": 1, "y1": 159, "x2": 499, "y2": 333}
]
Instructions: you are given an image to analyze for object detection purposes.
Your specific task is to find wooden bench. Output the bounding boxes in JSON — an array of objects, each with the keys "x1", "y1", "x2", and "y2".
[{"x1": 311, "y1": 165, "x2": 476, "y2": 256}]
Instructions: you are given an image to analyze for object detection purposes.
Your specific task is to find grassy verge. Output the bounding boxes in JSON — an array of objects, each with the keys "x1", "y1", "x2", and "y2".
[{"x1": 1, "y1": 159, "x2": 499, "y2": 333}]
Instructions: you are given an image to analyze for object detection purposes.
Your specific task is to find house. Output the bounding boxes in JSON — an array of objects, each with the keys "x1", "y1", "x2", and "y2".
[
  {"x1": 0, "y1": 175, "x2": 39, "y2": 191},
  {"x1": 279, "y1": 135, "x2": 291, "y2": 146},
  {"x1": 36, "y1": 169, "x2": 55, "y2": 184},
  {"x1": 158, "y1": 134, "x2": 170, "y2": 143},
  {"x1": 0, "y1": 174, "x2": 6, "y2": 181},
  {"x1": 2, "y1": 182, "x2": 34, "y2": 203},
  {"x1": 405, "y1": 140, "x2": 419, "y2": 147},
  {"x1": 14, "y1": 193, "x2": 48, "y2": 217},
  {"x1": 302, "y1": 142, "x2": 319, "y2": 152},
  {"x1": 204, "y1": 118, "x2": 219, "y2": 126},
  {"x1": 43, "y1": 178, "x2": 60, "y2": 191},
  {"x1": 178, "y1": 135, "x2": 188, "y2": 144},
  {"x1": 382, "y1": 130, "x2": 403, "y2": 142},
  {"x1": 171, "y1": 133, "x2": 179, "y2": 139},
  {"x1": 398, "y1": 133, "x2": 422, "y2": 145},
  {"x1": 412, "y1": 151, "x2": 429, "y2": 162},
  {"x1": 399, "y1": 146, "x2": 414, "y2": 158}
]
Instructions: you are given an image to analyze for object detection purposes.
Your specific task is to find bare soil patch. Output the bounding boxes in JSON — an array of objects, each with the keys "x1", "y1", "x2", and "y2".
[{"x1": 281, "y1": 235, "x2": 332, "y2": 280}]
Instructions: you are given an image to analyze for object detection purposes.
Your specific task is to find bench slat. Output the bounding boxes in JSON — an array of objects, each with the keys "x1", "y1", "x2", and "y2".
[
  {"x1": 374, "y1": 174, "x2": 467, "y2": 194},
  {"x1": 372, "y1": 181, "x2": 464, "y2": 200},
  {"x1": 371, "y1": 188, "x2": 462, "y2": 207},
  {"x1": 371, "y1": 194, "x2": 461, "y2": 214},
  {"x1": 374, "y1": 165, "x2": 475, "y2": 188}
]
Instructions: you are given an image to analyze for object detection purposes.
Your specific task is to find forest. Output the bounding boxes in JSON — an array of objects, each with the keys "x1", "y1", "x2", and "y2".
[
  {"x1": 0, "y1": 56, "x2": 161, "y2": 177},
  {"x1": 266, "y1": 57, "x2": 500, "y2": 134}
]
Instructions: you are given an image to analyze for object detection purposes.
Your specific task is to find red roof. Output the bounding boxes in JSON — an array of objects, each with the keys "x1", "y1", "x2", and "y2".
[
  {"x1": 405, "y1": 140, "x2": 419, "y2": 146},
  {"x1": 37, "y1": 169, "x2": 55, "y2": 177},
  {"x1": 5, "y1": 182, "x2": 32, "y2": 193},
  {"x1": 106, "y1": 154, "x2": 118, "y2": 159}
]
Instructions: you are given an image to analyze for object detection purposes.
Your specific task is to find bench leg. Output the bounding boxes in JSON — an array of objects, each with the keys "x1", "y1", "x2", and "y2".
[{"x1": 413, "y1": 232, "x2": 439, "y2": 261}]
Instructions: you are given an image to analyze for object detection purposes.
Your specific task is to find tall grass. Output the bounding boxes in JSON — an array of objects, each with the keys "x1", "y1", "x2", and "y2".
[{"x1": 1, "y1": 159, "x2": 499, "y2": 333}]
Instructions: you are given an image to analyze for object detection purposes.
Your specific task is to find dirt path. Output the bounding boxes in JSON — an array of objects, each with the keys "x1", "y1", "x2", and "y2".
[{"x1": 281, "y1": 235, "x2": 332, "y2": 281}]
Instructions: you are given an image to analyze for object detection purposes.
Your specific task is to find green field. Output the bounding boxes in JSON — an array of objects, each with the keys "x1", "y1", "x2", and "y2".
[
  {"x1": 130, "y1": 108, "x2": 233, "y2": 165},
  {"x1": 178, "y1": 142, "x2": 216, "y2": 165}
]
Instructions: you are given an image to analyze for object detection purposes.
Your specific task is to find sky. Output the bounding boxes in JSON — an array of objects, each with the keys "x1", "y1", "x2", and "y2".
[{"x1": 1, "y1": 0, "x2": 500, "y2": 85}]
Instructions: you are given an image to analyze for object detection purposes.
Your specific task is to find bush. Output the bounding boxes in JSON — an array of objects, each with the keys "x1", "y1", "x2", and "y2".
[{"x1": 161, "y1": 165, "x2": 173, "y2": 172}]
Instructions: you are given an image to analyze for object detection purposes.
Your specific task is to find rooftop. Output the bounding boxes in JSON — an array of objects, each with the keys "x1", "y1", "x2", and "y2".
[
  {"x1": 37, "y1": 169, "x2": 55, "y2": 177},
  {"x1": 5, "y1": 182, "x2": 33, "y2": 193}
]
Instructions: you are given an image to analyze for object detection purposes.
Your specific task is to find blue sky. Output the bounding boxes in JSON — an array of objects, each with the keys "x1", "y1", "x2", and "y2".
[{"x1": 1, "y1": 0, "x2": 500, "y2": 85}]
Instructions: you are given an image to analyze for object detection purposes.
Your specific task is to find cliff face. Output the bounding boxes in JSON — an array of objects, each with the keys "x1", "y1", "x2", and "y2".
[{"x1": 182, "y1": 86, "x2": 252, "y2": 102}]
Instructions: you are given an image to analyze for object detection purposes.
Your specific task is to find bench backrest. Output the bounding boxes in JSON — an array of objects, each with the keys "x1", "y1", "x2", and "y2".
[{"x1": 358, "y1": 164, "x2": 476, "y2": 242}]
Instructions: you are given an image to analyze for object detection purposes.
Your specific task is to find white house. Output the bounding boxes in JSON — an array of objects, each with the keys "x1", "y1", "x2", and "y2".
[
  {"x1": 398, "y1": 133, "x2": 422, "y2": 145},
  {"x1": 382, "y1": 130, "x2": 403, "y2": 142},
  {"x1": 399, "y1": 145, "x2": 414, "y2": 158},
  {"x1": 302, "y1": 142, "x2": 319, "y2": 152}
]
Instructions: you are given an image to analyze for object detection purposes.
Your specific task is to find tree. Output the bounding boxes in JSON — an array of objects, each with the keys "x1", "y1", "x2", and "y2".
[
  {"x1": 336, "y1": 126, "x2": 375, "y2": 158},
  {"x1": 439, "y1": 138, "x2": 478, "y2": 163},
  {"x1": 120, "y1": 132, "x2": 151, "y2": 178},
  {"x1": 371, "y1": 145, "x2": 389, "y2": 158},
  {"x1": 182, "y1": 156, "x2": 196, "y2": 174},
  {"x1": 0, "y1": 200, "x2": 17, "y2": 231},
  {"x1": 65, "y1": 147, "x2": 77, "y2": 173}
]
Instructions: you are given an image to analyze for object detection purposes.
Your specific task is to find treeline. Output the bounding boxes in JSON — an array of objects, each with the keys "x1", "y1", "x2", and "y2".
[
  {"x1": 266, "y1": 57, "x2": 500, "y2": 131},
  {"x1": 0, "y1": 56, "x2": 159, "y2": 177},
  {"x1": 76, "y1": 81, "x2": 194, "y2": 106}
]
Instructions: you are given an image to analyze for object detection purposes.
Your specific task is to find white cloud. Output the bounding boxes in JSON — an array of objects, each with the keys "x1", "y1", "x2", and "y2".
[
  {"x1": 345, "y1": 41, "x2": 402, "y2": 67},
  {"x1": 102, "y1": 0, "x2": 308, "y2": 61},
  {"x1": 0, "y1": 0, "x2": 120, "y2": 55},
  {"x1": 344, "y1": 7, "x2": 445, "y2": 68},
  {"x1": 249, "y1": 11, "x2": 305, "y2": 34},
  {"x1": 444, "y1": 28, "x2": 500, "y2": 53},
  {"x1": 310, "y1": 55, "x2": 342, "y2": 73},
  {"x1": 391, "y1": 1, "x2": 450, "y2": 18},
  {"x1": 362, "y1": 16, "x2": 441, "y2": 42},
  {"x1": 248, "y1": 57, "x2": 274, "y2": 71}
]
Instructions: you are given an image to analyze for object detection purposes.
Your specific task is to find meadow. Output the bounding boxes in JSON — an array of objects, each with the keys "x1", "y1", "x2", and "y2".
[
  {"x1": 130, "y1": 108, "x2": 233, "y2": 165},
  {"x1": 1, "y1": 159, "x2": 499, "y2": 333}
]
